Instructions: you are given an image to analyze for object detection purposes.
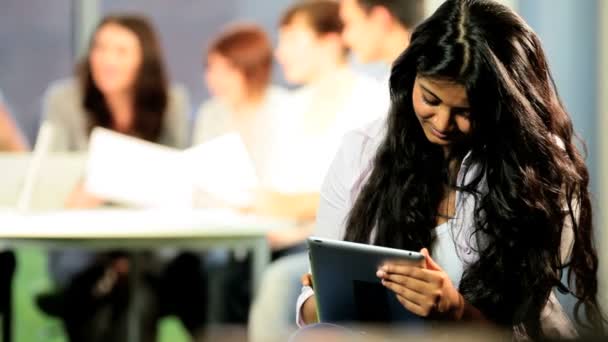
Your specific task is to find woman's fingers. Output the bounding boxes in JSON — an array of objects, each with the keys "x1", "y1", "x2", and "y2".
[
  {"x1": 389, "y1": 287, "x2": 438, "y2": 317},
  {"x1": 420, "y1": 248, "x2": 443, "y2": 271},
  {"x1": 378, "y1": 272, "x2": 429, "y2": 294},
  {"x1": 377, "y1": 263, "x2": 437, "y2": 284},
  {"x1": 378, "y1": 251, "x2": 463, "y2": 320},
  {"x1": 381, "y1": 279, "x2": 428, "y2": 307},
  {"x1": 395, "y1": 294, "x2": 427, "y2": 317},
  {"x1": 383, "y1": 281, "x2": 436, "y2": 317}
]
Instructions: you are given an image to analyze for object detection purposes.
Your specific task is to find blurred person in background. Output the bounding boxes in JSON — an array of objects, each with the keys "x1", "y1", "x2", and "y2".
[
  {"x1": 193, "y1": 24, "x2": 288, "y2": 185},
  {"x1": 248, "y1": 1, "x2": 387, "y2": 341},
  {"x1": 297, "y1": 0, "x2": 605, "y2": 339},
  {"x1": 38, "y1": 14, "x2": 206, "y2": 342},
  {"x1": 191, "y1": 23, "x2": 289, "y2": 324},
  {"x1": 341, "y1": 0, "x2": 425, "y2": 87},
  {"x1": 0, "y1": 90, "x2": 28, "y2": 342}
]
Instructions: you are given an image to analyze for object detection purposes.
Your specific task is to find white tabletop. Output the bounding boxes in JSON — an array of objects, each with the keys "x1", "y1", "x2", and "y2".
[{"x1": 0, "y1": 208, "x2": 290, "y2": 240}]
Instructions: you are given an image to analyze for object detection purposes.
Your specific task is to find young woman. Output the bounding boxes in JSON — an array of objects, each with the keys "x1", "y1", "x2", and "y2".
[
  {"x1": 40, "y1": 14, "x2": 205, "y2": 342},
  {"x1": 193, "y1": 24, "x2": 287, "y2": 187},
  {"x1": 297, "y1": 0, "x2": 605, "y2": 339}
]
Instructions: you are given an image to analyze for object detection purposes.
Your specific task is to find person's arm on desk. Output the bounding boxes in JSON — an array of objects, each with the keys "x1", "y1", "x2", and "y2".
[
  {"x1": 0, "y1": 102, "x2": 28, "y2": 152},
  {"x1": 244, "y1": 191, "x2": 319, "y2": 250},
  {"x1": 66, "y1": 182, "x2": 104, "y2": 208},
  {"x1": 267, "y1": 221, "x2": 315, "y2": 251},
  {"x1": 247, "y1": 191, "x2": 320, "y2": 221}
]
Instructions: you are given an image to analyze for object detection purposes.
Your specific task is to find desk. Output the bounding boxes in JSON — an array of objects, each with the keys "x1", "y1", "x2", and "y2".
[{"x1": 0, "y1": 208, "x2": 289, "y2": 342}]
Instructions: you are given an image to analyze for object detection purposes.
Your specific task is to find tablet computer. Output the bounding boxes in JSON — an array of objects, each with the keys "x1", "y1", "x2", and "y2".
[{"x1": 308, "y1": 236, "x2": 426, "y2": 324}]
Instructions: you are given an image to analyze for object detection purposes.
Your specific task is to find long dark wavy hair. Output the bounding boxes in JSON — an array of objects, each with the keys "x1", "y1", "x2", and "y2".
[
  {"x1": 344, "y1": 0, "x2": 604, "y2": 337},
  {"x1": 78, "y1": 14, "x2": 168, "y2": 142}
]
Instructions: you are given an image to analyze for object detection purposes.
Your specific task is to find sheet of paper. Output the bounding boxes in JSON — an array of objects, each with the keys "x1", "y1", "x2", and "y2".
[
  {"x1": 85, "y1": 128, "x2": 192, "y2": 208},
  {"x1": 183, "y1": 133, "x2": 259, "y2": 207},
  {"x1": 85, "y1": 128, "x2": 259, "y2": 209}
]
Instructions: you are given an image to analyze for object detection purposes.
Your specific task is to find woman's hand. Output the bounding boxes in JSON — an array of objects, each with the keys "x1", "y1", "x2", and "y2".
[
  {"x1": 66, "y1": 182, "x2": 104, "y2": 209},
  {"x1": 300, "y1": 273, "x2": 319, "y2": 325},
  {"x1": 377, "y1": 248, "x2": 465, "y2": 320}
]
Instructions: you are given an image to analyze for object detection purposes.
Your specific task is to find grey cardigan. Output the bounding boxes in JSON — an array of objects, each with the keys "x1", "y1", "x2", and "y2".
[{"x1": 41, "y1": 78, "x2": 189, "y2": 151}]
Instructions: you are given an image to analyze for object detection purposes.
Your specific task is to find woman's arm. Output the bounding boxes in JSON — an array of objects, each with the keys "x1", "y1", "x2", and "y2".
[
  {"x1": 249, "y1": 191, "x2": 320, "y2": 221},
  {"x1": 0, "y1": 103, "x2": 28, "y2": 151},
  {"x1": 300, "y1": 273, "x2": 319, "y2": 325},
  {"x1": 65, "y1": 182, "x2": 104, "y2": 209}
]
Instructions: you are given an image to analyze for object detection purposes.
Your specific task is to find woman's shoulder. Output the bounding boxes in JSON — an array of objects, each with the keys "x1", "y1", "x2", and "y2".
[
  {"x1": 333, "y1": 118, "x2": 386, "y2": 180},
  {"x1": 44, "y1": 78, "x2": 81, "y2": 102},
  {"x1": 191, "y1": 97, "x2": 233, "y2": 145},
  {"x1": 42, "y1": 78, "x2": 86, "y2": 123},
  {"x1": 287, "y1": 83, "x2": 314, "y2": 104},
  {"x1": 348, "y1": 117, "x2": 385, "y2": 153},
  {"x1": 167, "y1": 83, "x2": 190, "y2": 114},
  {"x1": 260, "y1": 85, "x2": 290, "y2": 116},
  {"x1": 267, "y1": 85, "x2": 289, "y2": 99},
  {"x1": 194, "y1": 96, "x2": 229, "y2": 126}
]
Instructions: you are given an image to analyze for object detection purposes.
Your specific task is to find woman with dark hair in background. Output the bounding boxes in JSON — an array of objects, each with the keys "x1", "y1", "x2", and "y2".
[
  {"x1": 297, "y1": 0, "x2": 605, "y2": 339},
  {"x1": 40, "y1": 14, "x2": 206, "y2": 341}
]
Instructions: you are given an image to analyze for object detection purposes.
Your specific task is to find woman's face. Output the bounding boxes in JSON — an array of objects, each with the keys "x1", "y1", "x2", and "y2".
[
  {"x1": 412, "y1": 76, "x2": 472, "y2": 150},
  {"x1": 275, "y1": 14, "x2": 327, "y2": 85},
  {"x1": 205, "y1": 52, "x2": 247, "y2": 104},
  {"x1": 89, "y1": 22, "x2": 142, "y2": 95},
  {"x1": 340, "y1": 0, "x2": 385, "y2": 63}
]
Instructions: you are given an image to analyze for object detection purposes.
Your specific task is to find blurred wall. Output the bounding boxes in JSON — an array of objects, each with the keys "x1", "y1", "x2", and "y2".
[
  {"x1": 0, "y1": 0, "x2": 73, "y2": 144},
  {"x1": 520, "y1": 0, "x2": 599, "y2": 185}
]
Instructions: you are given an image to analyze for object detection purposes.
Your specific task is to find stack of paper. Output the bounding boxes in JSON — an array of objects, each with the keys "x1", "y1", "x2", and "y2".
[{"x1": 85, "y1": 128, "x2": 259, "y2": 208}]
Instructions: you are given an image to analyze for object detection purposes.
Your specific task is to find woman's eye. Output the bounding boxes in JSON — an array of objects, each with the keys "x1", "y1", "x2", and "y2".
[
  {"x1": 455, "y1": 109, "x2": 471, "y2": 118},
  {"x1": 422, "y1": 96, "x2": 440, "y2": 106}
]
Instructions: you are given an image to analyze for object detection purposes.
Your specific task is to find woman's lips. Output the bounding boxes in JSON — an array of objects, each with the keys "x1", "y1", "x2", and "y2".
[{"x1": 430, "y1": 126, "x2": 450, "y2": 140}]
